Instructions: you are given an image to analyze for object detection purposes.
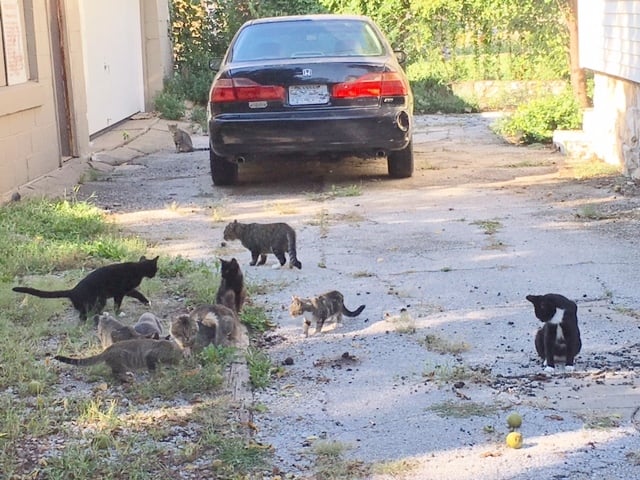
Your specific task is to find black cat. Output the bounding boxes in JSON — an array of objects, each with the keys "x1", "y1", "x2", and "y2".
[
  {"x1": 215, "y1": 257, "x2": 246, "y2": 313},
  {"x1": 13, "y1": 256, "x2": 159, "y2": 321},
  {"x1": 526, "y1": 293, "x2": 582, "y2": 373}
]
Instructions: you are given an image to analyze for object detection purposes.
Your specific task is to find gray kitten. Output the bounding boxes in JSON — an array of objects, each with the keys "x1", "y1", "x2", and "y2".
[{"x1": 54, "y1": 338, "x2": 184, "y2": 382}]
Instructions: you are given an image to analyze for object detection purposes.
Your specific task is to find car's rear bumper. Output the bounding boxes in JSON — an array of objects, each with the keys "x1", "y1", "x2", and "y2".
[{"x1": 209, "y1": 107, "x2": 412, "y2": 158}]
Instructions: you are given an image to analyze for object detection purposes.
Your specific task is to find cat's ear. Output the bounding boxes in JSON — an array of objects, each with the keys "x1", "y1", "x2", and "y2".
[{"x1": 151, "y1": 255, "x2": 159, "y2": 264}]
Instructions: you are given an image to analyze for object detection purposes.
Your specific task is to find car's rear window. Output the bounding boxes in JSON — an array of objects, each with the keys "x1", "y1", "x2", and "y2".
[{"x1": 230, "y1": 19, "x2": 386, "y2": 62}]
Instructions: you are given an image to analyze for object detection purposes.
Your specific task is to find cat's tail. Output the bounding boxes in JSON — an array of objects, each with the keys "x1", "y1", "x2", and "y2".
[
  {"x1": 287, "y1": 231, "x2": 302, "y2": 269},
  {"x1": 13, "y1": 286, "x2": 73, "y2": 299},
  {"x1": 54, "y1": 351, "x2": 105, "y2": 367},
  {"x1": 343, "y1": 304, "x2": 365, "y2": 317}
]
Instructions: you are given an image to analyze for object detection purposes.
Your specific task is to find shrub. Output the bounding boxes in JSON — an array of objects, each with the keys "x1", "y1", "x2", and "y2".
[
  {"x1": 493, "y1": 88, "x2": 582, "y2": 144},
  {"x1": 154, "y1": 91, "x2": 186, "y2": 120}
]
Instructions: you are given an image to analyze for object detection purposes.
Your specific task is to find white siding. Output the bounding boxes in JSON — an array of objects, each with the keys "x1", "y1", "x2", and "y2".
[{"x1": 579, "y1": 0, "x2": 640, "y2": 83}]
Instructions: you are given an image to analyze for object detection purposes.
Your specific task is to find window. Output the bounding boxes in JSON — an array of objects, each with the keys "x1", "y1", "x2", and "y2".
[{"x1": 0, "y1": 0, "x2": 32, "y2": 86}]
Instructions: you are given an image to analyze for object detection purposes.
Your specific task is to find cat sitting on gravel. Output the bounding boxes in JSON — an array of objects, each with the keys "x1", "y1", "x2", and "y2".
[
  {"x1": 223, "y1": 220, "x2": 302, "y2": 269},
  {"x1": 289, "y1": 290, "x2": 365, "y2": 336},
  {"x1": 526, "y1": 293, "x2": 582, "y2": 373}
]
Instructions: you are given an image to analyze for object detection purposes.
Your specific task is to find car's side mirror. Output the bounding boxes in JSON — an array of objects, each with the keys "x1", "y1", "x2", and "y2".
[
  {"x1": 209, "y1": 58, "x2": 223, "y2": 71},
  {"x1": 394, "y1": 50, "x2": 407, "y2": 64}
]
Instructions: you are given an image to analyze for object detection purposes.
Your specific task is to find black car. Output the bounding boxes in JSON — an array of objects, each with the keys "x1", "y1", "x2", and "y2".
[{"x1": 207, "y1": 14, "x2": 414, "y2": 185}]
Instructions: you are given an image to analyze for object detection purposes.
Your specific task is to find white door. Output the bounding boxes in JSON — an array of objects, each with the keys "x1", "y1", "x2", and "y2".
[{"x1": 79, "y1": 0, "x2": 144, "y2": 135}]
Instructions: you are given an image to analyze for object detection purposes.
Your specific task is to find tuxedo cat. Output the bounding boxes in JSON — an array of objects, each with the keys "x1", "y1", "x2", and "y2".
[
  {"x1": 526, "y1": 293, "x2": 582, "y2": 373},
  {"x1": 13, "y1": 256, "x2": 159, "y2": 321}
]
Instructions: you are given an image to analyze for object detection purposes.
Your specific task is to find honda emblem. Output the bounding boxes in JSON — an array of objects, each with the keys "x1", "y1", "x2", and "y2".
[{"x1": 302, "y1": 68, "x2": 312, "y2": 77}]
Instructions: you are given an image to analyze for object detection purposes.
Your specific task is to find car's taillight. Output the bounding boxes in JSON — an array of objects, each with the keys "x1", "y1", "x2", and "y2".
[
  {"x1": 332, "y1": 72, "x2": 408, "y2": 99},
  {"x1": 210, "y1": 77, "x2": 285, "y2": 103}
]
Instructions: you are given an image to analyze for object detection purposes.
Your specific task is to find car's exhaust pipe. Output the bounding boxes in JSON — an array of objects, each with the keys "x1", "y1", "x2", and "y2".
[
  {"x1": 375, "y1": 150, "x2": 386, "y2": 158},
  {"x1": 236, "y1": 156, "x2": 246, "y2": 164},
  {"x1": 395, "y1": 111, "x2": 410, "y2": 132}
]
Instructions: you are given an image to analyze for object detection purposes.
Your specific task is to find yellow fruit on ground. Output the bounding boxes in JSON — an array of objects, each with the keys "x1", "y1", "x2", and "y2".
[
  {"x1": 507, "y1": 412, "x2": 523, "y2": 429},
  {"x1": 506, "y1": 431, "x2": 523, "y2": 449}
]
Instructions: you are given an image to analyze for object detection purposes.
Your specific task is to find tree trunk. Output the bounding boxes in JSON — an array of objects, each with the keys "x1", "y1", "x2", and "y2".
[{"x1": 566, "y1": 0, "x2": 590, "y2": 107}]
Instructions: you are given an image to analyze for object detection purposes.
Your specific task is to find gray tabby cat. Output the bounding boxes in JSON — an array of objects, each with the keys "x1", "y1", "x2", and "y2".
[
  {"x1": 170, "y1": 291, "x2": 239, "y2": 355},
  {"x1": 167, "y1": 124, "x2": 209, "y2": 153},
  {"x1": 54, "y1": 338, "x2": 184, "y2": 382},
  {"x1": 223, "y1": 220, "x2": 302, "y2": 269},
  {"x1": 168, "y1": 123, "x2": 194, "y2": 152},
  {"x1": 289, "y1": 290, "x2": 365, "y2": 336},
  {"x1": 95, "y1": 312, "x2": 154, "y2": 349},
  {"x1": 134, "y1": 312, "x2": 164, "y2": 338}
]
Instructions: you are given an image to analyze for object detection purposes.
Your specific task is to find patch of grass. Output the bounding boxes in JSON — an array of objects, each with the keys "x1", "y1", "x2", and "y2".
[
  {"x1": 246, "y1": 347, "x2": 275, "y2": 389},
  {"x1": 351, "y1": 270, "x2": 374, "y2": 278},
  {"x1": 240, "y1": 305, "x2": 276, "y2": 334},
  {"x1": 385, "y1": 311, "x2": 417, "y2": 334},
  {"x1": 264, "y1": 200, "x2": 298, "y2": 215},
  {"x1": 503, "y1": 160, "x2": 551, "y2": 168},
  {"x1": 626, "y1": 450, "x2": 640, "y2": 466},
  {"x1": 306, "y1": 184, "x2": 362, "y2": 201},
  {"x1": 199, "y1": 344, "x2": 237, "y2": 366},
  {"x1": 0, "y1": 197, "x2": 275, "y2": 478},
  {"x1": 429, "y1": 400, "x2": 500, "y2": 418},
  {"x1": 614, "y1": 306, "x2": 640, "y2": 320},
  {"x1": 581, "y1": 412, "x2": 622, "y2": 429},
  {"x1": 372, "y1": 458, "x2": 419, "y2": 476},
  {"x1": 471, "y1": 219, "x2": 502, "y2": 235},
  {"x1": 312, "y1": 440, "x2": 370, "y2": 480},
  {"x1": 575, "y1": 204, "x2": 608, "y2": 220},
  {"x1": 190, "y1": 105, "x2": 207, "y2": 132},
  {"x1": 423, "y1": 362, "x2": 490, "y2": 384},
  {"x1": 209, "y1": 204, "x2": 227, "y2": 223},
  {"x1": 567, "y1": 158, "x2": 621, "y2": 180},
  {"x1": 154, "y1": 90, "x2": 186, "y2": 120},
  {"x1": 0, "y1": 197, "x2": 146, "y2": 280},
  {"x1": 420, "y1": 333, "x2": 470, "y2": 355}
]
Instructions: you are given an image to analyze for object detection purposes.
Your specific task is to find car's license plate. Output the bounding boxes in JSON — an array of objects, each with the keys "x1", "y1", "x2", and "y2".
[{"x1": 289, "y1": 84, "x2": 329, "y2": 105}]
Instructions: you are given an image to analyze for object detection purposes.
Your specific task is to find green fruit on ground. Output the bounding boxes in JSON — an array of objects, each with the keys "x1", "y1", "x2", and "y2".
[
  {"x1": 507, "y1": 412, "x2": 523, "y2": 428},
  {"x1": 506, "y1": 431, "x2": 523, "y2": 449}
]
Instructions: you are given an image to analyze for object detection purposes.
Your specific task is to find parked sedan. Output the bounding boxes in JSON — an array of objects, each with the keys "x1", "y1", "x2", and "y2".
[{"x1": 207, "y1": 14, "x2": 414, "y2": 186}]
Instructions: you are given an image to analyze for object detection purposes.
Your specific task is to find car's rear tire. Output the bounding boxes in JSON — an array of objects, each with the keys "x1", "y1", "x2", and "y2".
[
  {"x1": 210, "y1": 150, "x2": 238, "y2": 186},
  {"x1": 387, "y1": 141, "x2": 414, "y2": 178}
]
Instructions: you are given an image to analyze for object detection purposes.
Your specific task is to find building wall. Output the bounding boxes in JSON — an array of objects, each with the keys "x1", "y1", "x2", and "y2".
[
  {"x1": 0, "y1": 1, "x2": 62, "y2": 197},
  {"x1": 0, "y1": 0, "x2": 171, "y2": 201},
  {"x1": 578, "y1": 0, "x2": 640, "y2": 176}
]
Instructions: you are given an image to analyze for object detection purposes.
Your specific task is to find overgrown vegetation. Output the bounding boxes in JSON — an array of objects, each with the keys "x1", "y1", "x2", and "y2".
[
  {"x1": 161, "y1": 0, "x2": 581, "y2": 139},
  {"x1": 0, "y1": 197, "x2": 273, "y2": 478},
  {"x1": 492, "y1": 88, "x2": 583, "y2": 143}
]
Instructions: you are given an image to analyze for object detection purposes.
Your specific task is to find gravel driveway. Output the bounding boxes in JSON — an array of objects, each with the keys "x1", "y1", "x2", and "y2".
[{"x1": 79, "y1": 113, "x2": 640, "y2": 479}]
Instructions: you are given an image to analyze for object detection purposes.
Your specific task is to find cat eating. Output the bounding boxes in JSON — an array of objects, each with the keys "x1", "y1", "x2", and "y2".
[
  {"x1": 289, "y1": 290, "x2": 365, "y2": 336},
  {"x1": 526, "y1": 293, "x2": 582, "y2": 373},
  {"x1": 223, "y1": 220, "x2": 302, "y2": 269},
  {"x1": 13, "y1": 256, "x2": 159, "y2": 321}
]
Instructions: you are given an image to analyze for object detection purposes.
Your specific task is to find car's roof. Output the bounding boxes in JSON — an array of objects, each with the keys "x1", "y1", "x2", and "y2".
[{"x1": 243, "y1": 14, "x2": 374, "y2": 27}]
